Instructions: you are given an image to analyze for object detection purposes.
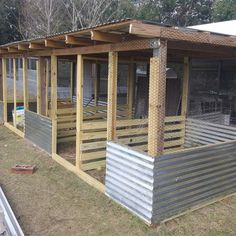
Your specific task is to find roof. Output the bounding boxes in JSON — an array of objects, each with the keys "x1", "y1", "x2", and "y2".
[
  {"x1": 189, "y1": 20, "x2": 236, "y2": 36},
  {"x1": 1, "y1": 18, "x2": 236, "y2": 57}
]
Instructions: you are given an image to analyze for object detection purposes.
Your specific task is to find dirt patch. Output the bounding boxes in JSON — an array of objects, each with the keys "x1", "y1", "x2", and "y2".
[
  {"x1": 0, "y1": 126, "x2": 236, "y2": 236},
  {"x1": 57, "y1": 141, "x2": 76, "y2": 165}
]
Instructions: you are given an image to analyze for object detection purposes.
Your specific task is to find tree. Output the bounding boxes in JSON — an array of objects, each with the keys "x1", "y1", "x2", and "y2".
[
  {"x1": 19, "y1": 0, "x2": 66, "y2": 38},
  {"x1": 0, "y1": 0, "x2": 21, "y2": 44},
  {"x1": 212, "y1": 0, "x2": 236, "y2": 22}
]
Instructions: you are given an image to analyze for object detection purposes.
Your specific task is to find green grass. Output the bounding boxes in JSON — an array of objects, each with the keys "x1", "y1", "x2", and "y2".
[{"x1": 0, "y1": 126, "x2": 236, "y2": 236}]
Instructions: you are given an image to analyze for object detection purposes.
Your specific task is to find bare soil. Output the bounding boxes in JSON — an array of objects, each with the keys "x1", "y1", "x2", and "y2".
[{"x1": 0, "y1": 126, "x2": 236, "y2": 236}]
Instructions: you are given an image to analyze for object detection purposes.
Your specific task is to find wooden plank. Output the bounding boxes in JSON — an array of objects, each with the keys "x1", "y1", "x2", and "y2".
[
  {"x1": 70, "y1": 62, "x2": 73, "y2": 101},
  {"x1": 81, "y1": 160, "x2": 106, "y2": 171},
  {"x1": 45, "y1": 40, "x2": 66, "y2": 49},
  {"x1": 181, "y1": 57, "x2": 189, "y2": 116},
  {"x1": 107, "y1": 52, "x2": 118, "y2": 141},
  {"x1": 36, "y1": 60, "x2": 41, "y2": 114},
  {"x1": 13, "y1": 58, "x2": 17, "y2": 127},
  {"x1": 91, "y1": 31, "x2": 123, "y2": 43},
  {"x1": 51, "y1": 55, "x2": 57, "y2": 154},
  {"x1": 127, "y1": 61, "x2": 134, "y2": 118},
  {"x1": 29, "y1": 43, "x2": 45, "y2": 50},
  {"x1": 148, "y1": 41, "x2": 167, "y2": 157},
  {"x1": 4, "y1": 122, "x2": 25, "y2": 138},
  {"x1": 2, "y1": 58, "x2": 7, "y2": 122},
  {"x1": 0, "y1": 59, "x2": 2, "y2": 101},
  {"x1": 23, "y1": 57, "x2": 29, "y2": 110},
  {"x1": 65, "y1": 35, "x2": 91, "y2": 46},
  {"x1": 45, "y1": 59, "x2": 49, "y2": 116},
  {"x1": 40, "y1": 57, "x2": 47, "y2": 115},
  {"x1": 76, "y1": 54, "x2": 84, "y2": 169},
  {"x1": 52, "y1": 153, "x2": 105, "y2": 193},
  {"x1": 92, "y1": 63, "x2": 98, "y2": 105}
]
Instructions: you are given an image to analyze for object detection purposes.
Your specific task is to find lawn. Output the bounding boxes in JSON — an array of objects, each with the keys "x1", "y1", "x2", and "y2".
[{"x1": 0, "y1": 126, "x2": 235, "y2": 236}]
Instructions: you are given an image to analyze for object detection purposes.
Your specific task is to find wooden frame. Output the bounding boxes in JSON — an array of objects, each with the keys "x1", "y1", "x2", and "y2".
[
  {"x1": 23, "y1": 57, "x2": 28, "y2": 110},
  {"x1": 148, "y1": 41, "x2": 167, "y2": 157},
  {"x1": 2, "y1": 58, "x2": 7, "y2": 122},
  {"x1": 76, "y1": 55, "x2": 84, "y2": 169},
  {"x1": 51, "y1": 55, "x2": 57, "y2": 154},
  {"x1": 107, "y1": 52, "x2": 118, "y2": 141},
  {"x1": 13, "y1": 58, "x2": 17, "y2": 127}
]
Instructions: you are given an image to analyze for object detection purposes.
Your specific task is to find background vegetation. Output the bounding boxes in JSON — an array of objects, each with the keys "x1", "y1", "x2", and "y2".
[{"x1": 0, "y1": 0, "x2": 236, "y2": 45}]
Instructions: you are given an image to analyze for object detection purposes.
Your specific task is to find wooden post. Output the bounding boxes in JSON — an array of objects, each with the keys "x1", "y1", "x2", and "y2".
[
  {"x1": 0, "y1": 59, "x2": 2, "y2": 101},
  {"x1": 148, "y1": 40, "x2": 167, "y2": 157},
  {"x1": 127, "y1": 61, "x2": 134, "y2": 119},
  {"x1": 92, "y1": 63, "x2": 98, "y2": 105},
  {"x1": 70, "y1": 61, "x2": 73, "y2": 102},
  {"x1": 23, "y1": 57, "x2": 28, "y2": 110},
  {"x1": 45, "y1": 59, "x2": 49, "y2": 116},
  {"x1": 36, "y1": 60, "x2": 41, "y2": 114},
  {"x1": 40, "y1": 57, "x2": 46, "y2": 115},
  {"x1": 76, "y1": 55, "x2": 83, "y2": 169},
  {"x1": 2, "y1": 58, "x2": 7, "y2": 122},
  {"x1": 51, "y1": 55, "x2": 57, "y2": 154},
  {"x1": 107, "y1": 52, "x2": 118, "y2": 141},
  {"x1": 13, "y1": 58, "x2": 17, "y2": 127},
  {"x1": 181, "y1": 57, "x2": 189, "y2": 117}
]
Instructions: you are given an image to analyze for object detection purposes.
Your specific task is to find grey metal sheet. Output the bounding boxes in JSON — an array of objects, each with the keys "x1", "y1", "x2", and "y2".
[
  {"x1": 105, "y1": 140, "x2": 236, "y2": 225},
  {"x1": 153, "y1": 141, "x2": 236, "y2": 223},
  {"x1": 25, "y1": 111, "x2": 52, "y2": 154},
  {"x1": 105, "y1": 142, "x2": 154, "y2": 224}
]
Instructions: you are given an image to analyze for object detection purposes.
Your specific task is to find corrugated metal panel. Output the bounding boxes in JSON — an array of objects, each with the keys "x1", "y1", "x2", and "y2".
[
  {"x1": 0, "y1": 101, "x2": 3, "y2": 123},
  {"x1": 25, "y1": 111, "x2": 52, "y2": 154},
  {"x1": 105, "y1": 142, "x2": 154, "y2": 224},
  {"x1": 153, "y1": 141, "x2": 236, "y2": 223}
]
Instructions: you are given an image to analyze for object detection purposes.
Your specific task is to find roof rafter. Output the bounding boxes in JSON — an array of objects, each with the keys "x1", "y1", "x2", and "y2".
[
  {"x1": 65, "y1": 35, "x2": 91, "y2": 46},
  {"x1": 91, "y1": 31, "x2": 123, "y2": 43},
  {"x1": 29, "y1": 43, "x2": 45, "y2": 50},
  {"x1": 45, "y1": 39, "x2": 66, "y2": 49}
]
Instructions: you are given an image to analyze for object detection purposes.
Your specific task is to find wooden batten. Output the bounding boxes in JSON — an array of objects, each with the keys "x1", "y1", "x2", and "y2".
[
  {"x1": 2, "y1": 58, "x2": 7, "y2": 122},
  {"x1": 36, "y1": 60, "x2": 41, "y2": 114},
  {"x1": 23, "y1": 57, "x2": 29, "y2": 110},
  {"x1": 51, "y1": 55, "x2": 58, "y2": 154},
  {"x1": 76, "y1": 55, "x2": 84, "y2": 169},
  {"x1": 8, "y1": 47, "x2": 18, "y2": 53},
  {"x1": 107, "y1": 52, "x2": 118, "y2": 141},
  {"x1": 181, "y1": 57, "x2": 190, "y2": 116},
  {"x1": 91, "y1": 31, "x2": 123, "y2": 43},
  {"x1": 13, "y1": 58, "x2": 17, "y2": 127},
  {"x1": 65, "y1": 35, "x2": 91, "y2": 46},
  {"x1": 148, "y1": 41, "x2": 167, "y2": 157},
  {"x1": 45, "y1": 40, "x2": 66, "y2": 49},
  {"x1": 29, "y1": 43, "x2": 45, "y2": 50},
  {"x1": 127, "y1": 60, "x2": 134, "y2": 118},
  {"x1": 18, "y1": 44, "x2": 29, "y2": 51},
  {"x1": 45, "y1": 59, "x2": 50, "y2": 116},
  {"x1": 0, "y1": 60, "x2": 2, "y2": 101}
]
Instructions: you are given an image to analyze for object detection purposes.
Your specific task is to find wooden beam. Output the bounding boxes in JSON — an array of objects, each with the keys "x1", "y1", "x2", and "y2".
[
  {"x1": 36, "y1": 60, "x2": 41, "y2": 114},
  {"x1": 51, "y1": 55, "x2": 57, "y2": 154},
  {"x1": 92, "y1": 63, "x2": 98, "y2": 105},
  {"x1": 107, "y1": 52, "x2": 118, "y2": 141},
  {"x1": 23, "y1": 57, "x2": 29, "y2": 110},
  {"x1": 148, "y1": 41, "x2": 167, "y2": 157},
  {"x1": 8, "y1": 47, "x2": 18, "y2": 53},
  {"x1": 29, "y1": 43, "x2": 45, "y2": 50},
  {"x1": 0, "y1": 59, "x2": 2, "y2": 101},
  {"x1": 76, "y1": 55, "x2": 84, "y2": 169},
  {"x1": 2, "y1": 58, "x2": 7, "y2": 122},
  {"x1": 127, "y1": 60, "x2": 134, "y2": 119},
  {"x1": 70, "y1": 62, "x2": 73, "y2": 101},
  {"x1": 181, "y1": 57, "x2": 189, "y2": 117},
  {"x1": 39, "y1": 57, "x2": 47, "y2": 115},
  {"x1": 45, "y1": 40, "x2": 66, "y2": 49},
  {"x1": 0, "y1": 49, "x2": 8, "y2": 54},
  {"x1": 18, "y1": 44, "x2": 29, "y2": 51},
  {"x1": 65, "y1": 35, "x2": 91, "y2": 46},
  {"x1": 45, "y1": 59, "x2": 49, "y2": 116},
  {"x1": 91, "y1": 31, "x2": 123, "y2": 43},
  {"x1": 13, "y1": 58, "x2": 17, "y2": 127}
]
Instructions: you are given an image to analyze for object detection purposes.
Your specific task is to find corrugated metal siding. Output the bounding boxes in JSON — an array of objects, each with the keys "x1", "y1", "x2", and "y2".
[
  {"x1": 25, "y1": 111, "x2": 52, "y2": 154},
  {"x1": 153, "y1": 141, "x2": 236, "y2": 223},
  {"x1": 105, "y1": 142, "x2": 154, "y2": 224},
  {"x1": 106, "y1": 141, "x2": 236, "y2": 224},
  {"x1": 0, "y1": 101, "x2": 3, "y2": 123}
]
